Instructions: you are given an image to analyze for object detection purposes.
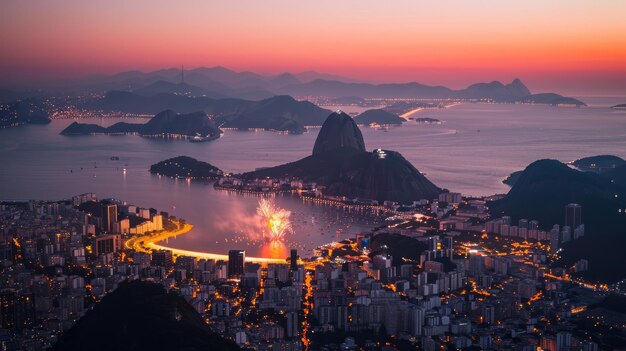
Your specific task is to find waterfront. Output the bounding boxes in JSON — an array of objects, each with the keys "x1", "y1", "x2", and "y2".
[{"x1": 1, "y1": 101, "x2": 626, "y2": 257}]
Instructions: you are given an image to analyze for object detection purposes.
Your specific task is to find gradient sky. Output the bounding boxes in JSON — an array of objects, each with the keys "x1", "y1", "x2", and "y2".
[{"x1": 1, "y1": 0, "x2": 626, "y2": 95}]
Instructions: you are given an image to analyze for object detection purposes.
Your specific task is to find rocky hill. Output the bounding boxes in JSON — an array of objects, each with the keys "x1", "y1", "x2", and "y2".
[
  {"x1": 312, "y1": 110, "x2": 366, "y2": 155},
  {"x1": 244, "y1": 112, "x2": 441, "y2": 203}
]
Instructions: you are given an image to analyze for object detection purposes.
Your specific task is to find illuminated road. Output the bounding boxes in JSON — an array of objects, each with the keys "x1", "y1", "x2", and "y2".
[{"x1": 125, "y1": 220, "x2": 288, "y2": 264}]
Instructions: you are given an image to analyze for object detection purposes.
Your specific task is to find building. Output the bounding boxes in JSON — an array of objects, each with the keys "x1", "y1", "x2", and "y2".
[
  {"x1": 103, "y1": 204, "x2": 118, "y2": 233},
  {"x1": 290, "y1": 249, "x2": 298, "y2": 270},
  {"x1": 151, "y1": 249, "x2": 173, "y2": 269},
  {"x1": 0, "y1": 291, "x2": 36, "y2": 330},
  {"x1": 565, "y1": 203, "x2": 582, "y2": 229},
  {"x1": 94, "y1": 234, "x2": 122, "y2": 256},
  {"x1": 228, "y1": 250, "x2": 245, "y2": 278}
]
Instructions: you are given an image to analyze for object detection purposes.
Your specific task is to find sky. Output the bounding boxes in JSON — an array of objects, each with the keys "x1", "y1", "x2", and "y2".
[{"x1": 1, "y1": 0, "x2": 626, "y2": 95}]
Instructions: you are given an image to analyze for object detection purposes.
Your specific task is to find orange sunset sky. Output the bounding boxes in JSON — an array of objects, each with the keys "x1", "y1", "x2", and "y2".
[{"x1": 1, "y1": 0, "x2": 626, "y2": 95}]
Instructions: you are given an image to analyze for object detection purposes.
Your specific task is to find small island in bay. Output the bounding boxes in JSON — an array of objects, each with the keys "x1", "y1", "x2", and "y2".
[
  {"x1": 412, "y1": 117, "x2": 441, "y2": 124},
  {"x1": 611, "y1": 104, "x2": 626, "y2": 109},
  {"x1": 150, "y1": 156, "x2": 223, "y2": 179},
  {"x1": 354, "y1": 109, "x2": 404, "y2": 125}
]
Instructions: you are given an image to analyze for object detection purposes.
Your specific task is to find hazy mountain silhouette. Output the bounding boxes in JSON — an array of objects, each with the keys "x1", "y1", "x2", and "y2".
[{"x1": 61, "y1": 110, "x2": 221, "y2": 137}]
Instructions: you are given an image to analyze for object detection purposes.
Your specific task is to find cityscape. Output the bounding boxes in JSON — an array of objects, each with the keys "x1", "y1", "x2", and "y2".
[{"x1": 1, "y1": 1, "x2": 626, "y2": 351}]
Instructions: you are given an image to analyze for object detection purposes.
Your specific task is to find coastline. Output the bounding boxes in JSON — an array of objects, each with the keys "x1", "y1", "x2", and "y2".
[{"x1": 125, "y1": 219, "x2": 288, "y2": 264}]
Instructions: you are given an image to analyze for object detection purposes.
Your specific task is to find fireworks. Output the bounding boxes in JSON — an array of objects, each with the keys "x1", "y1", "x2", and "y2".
[{"x1": 257, "y1": 198, "x2": 293, "y2": 242}]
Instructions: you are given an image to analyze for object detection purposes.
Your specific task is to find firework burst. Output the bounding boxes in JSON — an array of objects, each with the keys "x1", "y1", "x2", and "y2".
[{"x1": 257, "y1": 198, "x2": 293, "y2": 242}]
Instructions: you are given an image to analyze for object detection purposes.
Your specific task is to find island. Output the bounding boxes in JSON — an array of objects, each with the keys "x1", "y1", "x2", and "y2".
[
  {"x1": 412, "y1": 117, "x2": 441, "y2": 124},
  {"x1": 150, "y1": 156, "x2": 223, "y2": 179},
  {"x1": 611, "y1": 104, "x2": 626, "y2": 109},
  {"x1": 354, "y1": 109, "x2": 404, "y2": 125},
  {"x1": 60, "y1": 110, "x2": 222, "y2": 139}
]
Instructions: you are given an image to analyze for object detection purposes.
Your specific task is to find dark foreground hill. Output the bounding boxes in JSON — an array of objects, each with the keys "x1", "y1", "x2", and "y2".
[
  {"x1": 491, "y1": 159, "x2": 624, "y2": 226},
  {"x1": 490, "y1": 159, "x2": 626, "y2": 282},
  {"x1": 570, "y1": 155, "x2": 626, "y2": 173},
  {"x1": 50, "y1": 280, "x2": 239, "y2": 351}
]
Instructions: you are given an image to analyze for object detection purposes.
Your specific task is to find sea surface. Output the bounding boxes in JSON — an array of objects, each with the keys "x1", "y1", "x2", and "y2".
[{"x1": 1, "y1": 101, "x2": 625, "y2": 257}]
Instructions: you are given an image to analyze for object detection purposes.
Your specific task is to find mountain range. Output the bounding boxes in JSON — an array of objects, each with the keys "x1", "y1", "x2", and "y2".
[
  {"x1": 60, "y1": 110, "x2": 221, "y2": 137},
  {"x1": 4, "y1": 66, "x2": 585, "y2": 106}
]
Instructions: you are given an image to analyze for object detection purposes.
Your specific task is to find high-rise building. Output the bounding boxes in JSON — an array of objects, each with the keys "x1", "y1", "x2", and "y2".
[
  {"x1": 290, "y1": 249, "x2": 298, "y2": 270},
  {"x1": 565, "y1": 203, "x2": 582, "y2": 229},
  {"x1": 286, "y1": 311, "x2": 299, "y2": 338},
  {"x1": 103, "y1": 204, "x2": 118, "y2": 233},
  {"x1": 0, "y1": 291, "x2": 36, "y2": 330},
  {"x1": 151, "y1": 249, "x2": 173, "y2": 269},
  {"x1": 228, "y1": 250, "x2": 245, "y2": 278},
  {"x1": 94, "y1": 234, "x2": 121, "y2": 256}
]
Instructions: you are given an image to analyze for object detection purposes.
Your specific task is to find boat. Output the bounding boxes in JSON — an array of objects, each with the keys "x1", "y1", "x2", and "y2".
[{"x1": 110, "y1": 156, "x2": 120, "y2": 160}]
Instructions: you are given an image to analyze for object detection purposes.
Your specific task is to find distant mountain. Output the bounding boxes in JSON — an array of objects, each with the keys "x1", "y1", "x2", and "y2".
[
  {"x1": 13, "y1": 66, "x2": 582, "y2": 105},
  {"x1": 461, "y1": 79, "x2": 531, "y2": 100},
  {"x1": 0, "y1": 89, "x2": 46, "y2": 103},
  {"x1": 61, "y1": 110, "x2": 221, "y2": 138},
  {"x1": 50, "y1": 280, "x2": 239, "y2": 351},
  {"x1": 278, "y1": 78, "x2": 585, "y2": 105},
  {"x1": 214, "y1": 95, "x2": 332, "y2": 134},
  {"x1": 279, "y1": 79, "x2": 455, "y2": 99},
  {"x1": 150, "y1": 156, "x2": 223, "y2": 179},
  {"x1": 610, "y1": 104, "x2": 626, "y2": 109},
  {"x1": 518, "y1": 93, "x2": 585, "y2": 106},
  {"x1": 294, "y1": 71, "x2": 362, "y2": 83},
  {"x1": 570, "y1": 155, "x2": 626, "y2": 173},
  {"x1": 84, "y1": 91, "x2": 215, "y2": 114},
  {"x1": 312, "y1": 111, "x2": 366, "y2": 155},
  {"x1": 0, "y1": 99, "x2": 51, "y2": 128},
  {"x1": 84, "y1": 92, "x2": 332, "y2": 133},
  {"x1": 133, "y1": 80, "x2": 226, "y2": 98},
  {"x1": 330, "y1": 96, "x2": 366, "y2": 105},
  {"x1": 355, "y1": 109, "x2": 405, "y2": 125},
  {"x1": 244, "y1": 112, "x2": 441, "y2": 203}
]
